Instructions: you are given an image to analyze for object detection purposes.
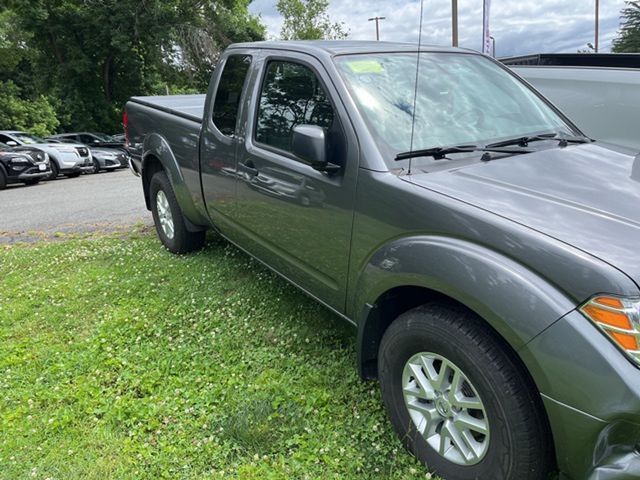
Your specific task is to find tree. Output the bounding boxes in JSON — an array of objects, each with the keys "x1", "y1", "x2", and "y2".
[
  {"x1": 613, "y1": 1, "x2": 640, "y2": 53},
  {"x1": 277, "y1": 0, "x2": 348, "y2": 40},
  {"x1": 0, "y1": 81, "x2": 59, "y2": 137},
  {"x1": 2, "y1": 0, "x2": 265, "y2": 133}
]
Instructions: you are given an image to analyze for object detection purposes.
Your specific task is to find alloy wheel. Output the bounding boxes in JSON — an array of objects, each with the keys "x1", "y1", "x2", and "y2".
[
  {"x1": 402, "y1": 352, "x2": 490, "y2": 466},
  {"x1": 156, "y1": 190, "x2": 175, "y2": 239}
]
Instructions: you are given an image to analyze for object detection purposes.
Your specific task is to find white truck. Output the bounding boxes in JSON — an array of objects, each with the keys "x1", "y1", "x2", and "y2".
[{"x1": 503, "y1": 53, "x2": 640, "y2": 153}]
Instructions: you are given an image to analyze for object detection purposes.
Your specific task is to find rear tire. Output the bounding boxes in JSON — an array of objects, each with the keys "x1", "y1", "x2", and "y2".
[
  {"x1": 149, "y1": 171, "x2": 205, "y2": 254},
  {"x1": 0, "y1": 169, "x2": 6, "y2": 190},
  {"x1": 378, "y1": 303, "x2": 553, "y2": 480}
]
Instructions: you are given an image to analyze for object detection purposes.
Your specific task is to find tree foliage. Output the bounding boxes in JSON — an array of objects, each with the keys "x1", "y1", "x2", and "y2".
[
  {"x1": 277, "y1": 0, "x2": 348, "y2": 40},
  {"x1": 0, "y1": 0, "x2": 265, "y2": 134},
  {"x1": 613, "y1": 1, "x2": 640, "y2": 53},
  {"x1": 0, "y1": 81, "x2": 59, "y2": 136}
]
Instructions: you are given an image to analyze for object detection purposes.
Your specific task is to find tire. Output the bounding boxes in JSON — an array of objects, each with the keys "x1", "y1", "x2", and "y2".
[
  {"x1": 91, "y1": 159, "x2": 100, "y2": 174},
  {"x1": 48, "y1": 161, "x2": 59, "y2": 180},
  {"x1": 0, "y1": 169, "x2": 6, "y2": 190},
  {"x1": 378, "y1": 303, "x2": 552, "y2": 480},
  {"x1": 149, "y1": 171, "x2": 205, "y2": 254}
]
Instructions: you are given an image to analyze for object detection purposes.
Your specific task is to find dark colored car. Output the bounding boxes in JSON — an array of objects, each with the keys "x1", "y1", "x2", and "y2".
[
  {"x1": 49, "y1": 132, "x2": 125, "y2": 149},
  {"x1": 125, "y1": 41, "x2": 640, "y2": 480},
  {"x1": 0, "y1": 142, "x2": 51, "y2": 188}
]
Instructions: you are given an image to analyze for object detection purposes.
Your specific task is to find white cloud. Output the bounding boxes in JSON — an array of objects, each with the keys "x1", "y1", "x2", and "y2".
[{"x1": 249, "y1": 0, "x2": 628, "y2": 55}]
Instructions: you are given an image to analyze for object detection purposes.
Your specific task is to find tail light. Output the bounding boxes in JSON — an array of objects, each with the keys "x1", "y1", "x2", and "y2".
[{"x1": 123, "y1": 110, "x2": 129, "y2": 148}]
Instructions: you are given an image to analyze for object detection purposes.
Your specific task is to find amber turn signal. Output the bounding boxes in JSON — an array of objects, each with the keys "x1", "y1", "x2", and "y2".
[{"x1": 580, "y1": 296, "x2": 640, "y2": 366}]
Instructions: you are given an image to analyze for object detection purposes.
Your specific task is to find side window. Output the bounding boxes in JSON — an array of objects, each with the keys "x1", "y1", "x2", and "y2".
[
  {"x1": 79, "y1": 134, "x2": 95, "y2": 144},
  {"x1": 212, "y1": 55, "x2": 252, "y2": 136},
  {"x1": 0, "y1": 134, "x2": 11, "y2": 143},
  {"x1": 255, "y1": 61, "x2": 335, "y2": 152}
]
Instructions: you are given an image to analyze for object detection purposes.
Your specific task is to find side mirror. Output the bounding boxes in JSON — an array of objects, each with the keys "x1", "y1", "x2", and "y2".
[
  {"x1": 291, "y1": 125, "x2": 340, "y2": 173},
  {"x1": 5, "y1": 140, "x2": 18, "y2": 147}
]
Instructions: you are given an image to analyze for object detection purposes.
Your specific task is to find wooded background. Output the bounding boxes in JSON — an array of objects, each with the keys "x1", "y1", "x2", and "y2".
[{"x1": 0, "y1": 0, "x2": 637, "y2": 136}]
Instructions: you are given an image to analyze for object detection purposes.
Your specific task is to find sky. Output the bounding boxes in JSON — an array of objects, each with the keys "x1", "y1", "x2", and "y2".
[{"x1": 248, "y1": 0, "x2": 628, "y2": 57}]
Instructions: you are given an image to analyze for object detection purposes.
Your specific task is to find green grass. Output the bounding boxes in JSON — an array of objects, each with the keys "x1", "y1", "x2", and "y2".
[{"x1": 0, "y1": 231, "x2": 432, "y2": 479}]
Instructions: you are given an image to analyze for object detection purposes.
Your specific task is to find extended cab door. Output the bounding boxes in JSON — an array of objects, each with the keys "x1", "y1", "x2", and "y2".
[
  {"x1": 232, "y1": 52, "x2": 359, "y2": 312},
  {"x1": 200, "y1": 51, "x2": 254, "y2": 229}
]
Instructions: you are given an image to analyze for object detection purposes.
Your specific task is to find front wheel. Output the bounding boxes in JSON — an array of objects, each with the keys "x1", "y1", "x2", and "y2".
[
  {"x1": 378, "y1": 303, "x2": 553, "y2": 480},
  {"x1": 149, "y1": 171, "x2": 205, "y2": 254},
  {"x1": 47, "y1": 161, "x2": 59, "y2": 181}
]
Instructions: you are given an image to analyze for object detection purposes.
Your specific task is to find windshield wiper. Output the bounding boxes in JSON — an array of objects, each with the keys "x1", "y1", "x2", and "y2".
[
  {"x1": 395, "y1": 144, "x2": 531, "y2": 161},
  {"x1": 486, "y1": 132, "x2": 592, "y2": 149}
]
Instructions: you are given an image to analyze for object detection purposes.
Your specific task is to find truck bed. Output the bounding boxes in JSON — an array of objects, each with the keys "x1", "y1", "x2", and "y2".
[{"x1": 129, "y1": 94, "x2": 206, "y2": 123}]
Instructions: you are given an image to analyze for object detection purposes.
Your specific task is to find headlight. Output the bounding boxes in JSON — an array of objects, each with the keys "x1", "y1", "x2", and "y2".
[
  {"x1": 580, "y1": 296, "x2": 640, "y2": 365},
  {"x1": 44, "y1": 152, "x2": 50, "y2": 164},
  {"x1": 10, "y1": 157, "x2": 29, "y2": 164}
]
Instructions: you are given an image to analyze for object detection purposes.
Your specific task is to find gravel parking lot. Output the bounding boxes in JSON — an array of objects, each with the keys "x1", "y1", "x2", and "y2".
[{"x1": 0, "y1": 169, "x2": 152, "y2": 243}]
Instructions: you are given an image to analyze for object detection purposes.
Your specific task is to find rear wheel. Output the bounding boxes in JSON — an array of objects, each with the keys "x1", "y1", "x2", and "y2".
[
  {"x1": 149, "y1": 171, "x2": 205, "y2": 254},
  {"x1": 0, "y1": 169, "x2": 6, "y2": 190},
  {"x1": 378, "y1": 303, "x2": 552, "y2": 480}
]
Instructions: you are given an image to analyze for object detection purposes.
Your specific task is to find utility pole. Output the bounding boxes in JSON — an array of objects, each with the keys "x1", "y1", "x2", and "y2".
[
  {"x1": 368, "y1": 16, "x2": 386, "y2": 41},
  {"x1": 452, "y1": 0, "x2": 458, "y2": 47},
  {"x1": 595, "y1": 0, "x2": 599, "y2": 52}
]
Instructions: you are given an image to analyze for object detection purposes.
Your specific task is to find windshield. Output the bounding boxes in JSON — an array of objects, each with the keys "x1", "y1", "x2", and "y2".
[
  {"x1": 14, "y1": 133, "x2": 46, "y2": 144},
  {"x1": 334, "y1": 52, "x2": 575, "y2": 166}
]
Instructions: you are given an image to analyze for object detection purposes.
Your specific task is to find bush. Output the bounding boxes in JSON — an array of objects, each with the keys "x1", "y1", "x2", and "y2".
[{"x1": 0, "y1": 80, "x2": 59, "y2": 137}]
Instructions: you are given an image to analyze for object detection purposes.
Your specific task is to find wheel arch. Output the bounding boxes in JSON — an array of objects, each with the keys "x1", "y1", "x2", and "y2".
[
  {"x1": 353, "y1": 235, "x2": 576, "y2": 381},
  {"x1": 141, "y1": 134, "x2": 208, "y2": 231}
]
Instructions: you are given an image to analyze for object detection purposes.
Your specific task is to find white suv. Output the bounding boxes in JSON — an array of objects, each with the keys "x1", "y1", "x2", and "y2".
[{"x1": 0, "y1": 130, "x2": 93, "y2": 180}]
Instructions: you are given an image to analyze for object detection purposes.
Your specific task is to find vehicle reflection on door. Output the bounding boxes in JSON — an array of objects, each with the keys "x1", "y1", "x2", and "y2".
[{"x1": 245, "y1": 165, "x2": 326, "y2": 207}]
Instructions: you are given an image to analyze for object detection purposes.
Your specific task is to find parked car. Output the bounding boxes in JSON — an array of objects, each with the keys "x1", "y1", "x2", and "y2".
[
  {"x1": 0, "y1": 131, "x2": 93, "y2": 180},
  {"x1": 126, "y1": 41, "x2": 640, "y2": 480},
  {"x1": 0, "y1": 142, "x2": 51, "y2": 188},
  {"x1": 47, "y1": 138, "x2": 129, "y2": 172},
  {"x1": 49, "y1": 131, "x2": 125, "y2": 149},
  {"x1": 110, "y1": 133, "x2": 126, "y2": 144},
  {"x1": 502, "y1": 53, "x2": 640, "y2": 153}
]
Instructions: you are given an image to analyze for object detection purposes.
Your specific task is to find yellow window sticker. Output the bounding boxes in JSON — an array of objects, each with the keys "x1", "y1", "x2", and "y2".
[{"x1": 345, "y1": 59, "x2": 384, "y2": 74}]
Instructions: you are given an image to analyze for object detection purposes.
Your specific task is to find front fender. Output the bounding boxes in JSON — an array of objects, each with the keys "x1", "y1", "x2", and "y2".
[
  {"x1": 354, "y1": 235, "x2": 576, "y2": 370},
  {"x1": 142, "y1": 133, "x2": 208, "y2": 229}
]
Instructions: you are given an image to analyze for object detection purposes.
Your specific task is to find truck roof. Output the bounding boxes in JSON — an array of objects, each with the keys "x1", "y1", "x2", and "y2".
[{"x1": 227, "y1": 40, "x2": 472, "y2": 56}]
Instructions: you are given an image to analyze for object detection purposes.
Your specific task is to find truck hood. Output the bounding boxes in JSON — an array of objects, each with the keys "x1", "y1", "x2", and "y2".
[{"x1": 408, "y1": 143, "x2": 640, "y2": 290}]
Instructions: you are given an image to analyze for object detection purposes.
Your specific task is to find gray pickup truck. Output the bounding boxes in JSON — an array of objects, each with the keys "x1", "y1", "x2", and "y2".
[{"x1": 126, "y1": 41, "x2": 640, "y2": 480}]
